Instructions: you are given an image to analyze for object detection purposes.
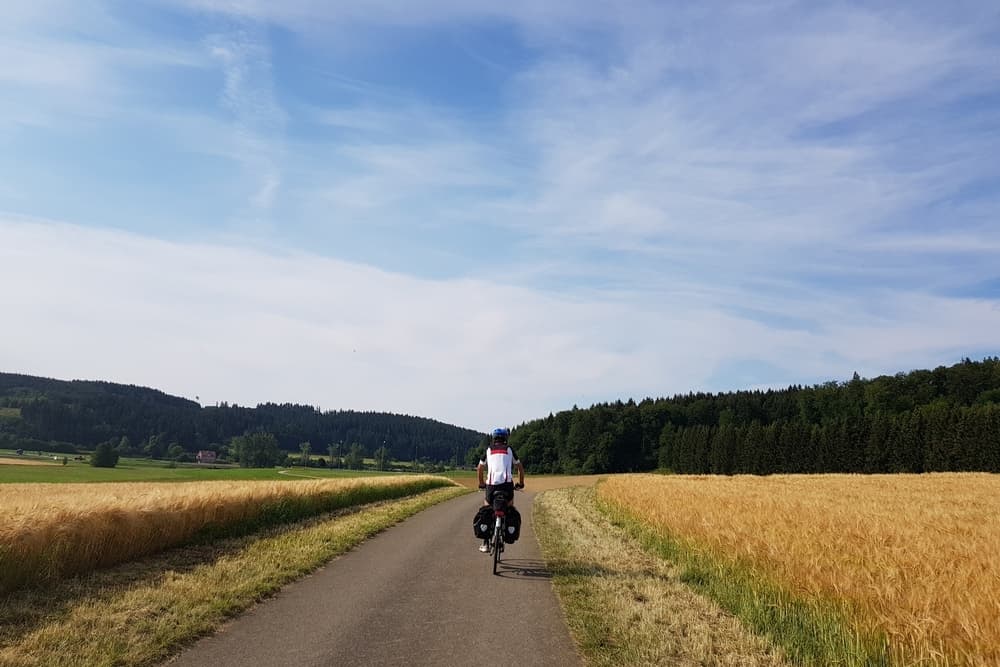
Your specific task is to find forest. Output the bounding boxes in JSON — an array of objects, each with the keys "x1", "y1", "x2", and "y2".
[
  {"x1": 3, "y1": 357, "x2": 999, "y2": 474},
  {"x1": 509, "y1": 357, "x2": 1000, "y2": 475},
  {"x1": 0, "y1": 373, "x2": 483, "y2": 465}
]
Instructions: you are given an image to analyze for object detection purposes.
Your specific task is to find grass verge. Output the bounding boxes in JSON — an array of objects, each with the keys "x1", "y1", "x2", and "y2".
[
  {"x1": 534, "y1": 486, "x2": 790, "y2": 667},
  {"x1": 595, "y1": 494, "x2": 892, "y2": 666},
  {"x1": 0, "y1": 485, "x2": 469, "y2": 666}
]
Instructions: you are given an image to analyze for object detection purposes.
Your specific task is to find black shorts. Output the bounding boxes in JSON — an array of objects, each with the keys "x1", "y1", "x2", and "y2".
[{"x1": 485, "y1": 482, "x2": 515, "y2": 507}]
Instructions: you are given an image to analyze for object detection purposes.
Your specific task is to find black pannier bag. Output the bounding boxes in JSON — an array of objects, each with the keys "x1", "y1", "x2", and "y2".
[
  {"x1": 473, "y1": 505, "x2": 494, "y2": 539},
  {"x1": 503, "y1": 505, "x2": 521, "y2": 543}
]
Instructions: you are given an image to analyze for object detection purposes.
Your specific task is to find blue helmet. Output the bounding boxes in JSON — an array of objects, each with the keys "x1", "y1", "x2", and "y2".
[{"x1": 492, "y1": 427, "x2": 510, "y2": 442}]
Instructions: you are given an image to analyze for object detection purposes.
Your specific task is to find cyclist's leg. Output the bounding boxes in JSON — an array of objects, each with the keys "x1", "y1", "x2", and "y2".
[{"x1": 498, "y1": 481, "x2": 515, "y2": 506}]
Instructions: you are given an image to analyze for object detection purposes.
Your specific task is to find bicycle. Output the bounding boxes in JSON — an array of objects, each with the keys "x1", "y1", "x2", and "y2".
[{"x1": 481, "y1": 484, "x2": 523, "y2": 575}]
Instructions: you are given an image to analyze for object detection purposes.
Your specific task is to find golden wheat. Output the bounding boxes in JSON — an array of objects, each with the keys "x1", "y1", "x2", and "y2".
[
  {"x1": 598, "y1": 473, "x2": 1000, "y2": 667},
  {"x1": 0, "y1": 486, "x2": 469, "y2": 667},
  {"x1": 535, "y1": 486, "x2": 791, "y2": 666},
  {"x1": 0, "y1": 475, "x2": 454, "y2": 592}
]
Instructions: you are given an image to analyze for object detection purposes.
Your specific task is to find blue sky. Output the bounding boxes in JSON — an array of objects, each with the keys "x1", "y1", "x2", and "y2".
[{"x1": 2, "y1": 1, "x2": 999, "y2": 430}]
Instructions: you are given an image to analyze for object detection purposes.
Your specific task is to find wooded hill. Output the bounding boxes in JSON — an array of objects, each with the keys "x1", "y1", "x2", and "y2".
[
  {"x1": 0, "y1": 373, "x2": 484, "y2": 464},
  {"x1": 509, "y1": 357, "x2": 1000, "y2": 475},
  {"x1": 4, "y1": 357, "x2": 999, "y2": 474}
]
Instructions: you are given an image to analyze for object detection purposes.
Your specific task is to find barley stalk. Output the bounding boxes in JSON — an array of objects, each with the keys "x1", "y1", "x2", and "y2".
[
  {"x1": 598, "y1": 473, "x2": 1000, "y2": 667},
  {"x1": 0, "y1": 475, "x2": 454, "y2": 592}
]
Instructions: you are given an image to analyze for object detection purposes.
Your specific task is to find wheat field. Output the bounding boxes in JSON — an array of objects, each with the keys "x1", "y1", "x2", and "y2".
[
  {"x1": 0, "y1": 475, "x2": 454, "y2": 592},
  {"x1": 598, "y1": 473, "x2": 1000, "y2": 667}
]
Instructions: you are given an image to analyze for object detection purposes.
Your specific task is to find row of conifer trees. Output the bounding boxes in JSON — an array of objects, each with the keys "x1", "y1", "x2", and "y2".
[{"x1": 509, "y1": 357, "x2": 1000, "y2": 474}]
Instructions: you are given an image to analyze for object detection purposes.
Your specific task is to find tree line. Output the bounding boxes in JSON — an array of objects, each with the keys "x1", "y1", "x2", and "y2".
[
  {"x1": 509, "y1": 357, "x2": 1000, "y2": 475},
  {"x1": 0, "y1": 373, "x2": 483, "y2": 464},
  {"x1": 5, "y1": 358, "x2": 999, "y2": 474}
]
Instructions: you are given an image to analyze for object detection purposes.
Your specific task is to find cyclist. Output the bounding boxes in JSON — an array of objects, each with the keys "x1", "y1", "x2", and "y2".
[{"x1": 477, "y1": 427, "x2": 524, "y2": 552}]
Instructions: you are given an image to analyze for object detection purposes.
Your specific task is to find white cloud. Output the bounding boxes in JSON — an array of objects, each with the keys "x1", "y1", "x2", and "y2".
[
  {"x1": 1, "y1": 1, "x2": 281, "y2": 216},
  {"x1": 3, "y1": 1, "x2": 998, "y2": 424},
  {"x1": 0, "y1": 1, "x2": 209, "y2": 125},
  {"x1": 172, "y1": 0, "x2": 624, "y2": 33},
  {"x1": 205, "y1": 27, "x2": 286, "y2": 214},
  {"x1": 4, "y1": 218, "x2": 999, "y2": 429},
  {"x1": 483, "y1": 1, "x2": 1000, "y2": 305}
]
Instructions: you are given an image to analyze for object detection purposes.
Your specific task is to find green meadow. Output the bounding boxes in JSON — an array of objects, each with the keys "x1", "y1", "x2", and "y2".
[{"x1": 0, "y1": 450, "x2": 408, "y2": 483}]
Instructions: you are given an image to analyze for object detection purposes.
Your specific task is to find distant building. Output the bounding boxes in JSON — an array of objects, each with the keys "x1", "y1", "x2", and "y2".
[{"x1": 196, "y1": 450, "x2": 217, "y2": 464}]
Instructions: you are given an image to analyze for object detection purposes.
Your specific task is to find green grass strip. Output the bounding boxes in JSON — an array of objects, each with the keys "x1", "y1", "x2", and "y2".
[
  {"x1": 596, "y1": 496, "x2": 893, "y2": 667},
  {"x1": 0, "y1": 452, "x2": 429, "y2": 483}
]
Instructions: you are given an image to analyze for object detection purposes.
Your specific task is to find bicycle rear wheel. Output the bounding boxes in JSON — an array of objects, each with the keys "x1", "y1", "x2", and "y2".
[{"x1": 492, "y1": 525, "x2": 502, "y2": 574}]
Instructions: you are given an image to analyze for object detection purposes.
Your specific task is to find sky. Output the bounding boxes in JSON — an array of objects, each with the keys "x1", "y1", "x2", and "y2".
[{"x1": 2, "y1": 1, "x2": 999, "y2": 431}]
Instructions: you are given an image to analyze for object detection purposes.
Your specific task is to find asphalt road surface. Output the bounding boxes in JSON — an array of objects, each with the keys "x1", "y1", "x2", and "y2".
[{"x1": 166, "y1": 490, "x2": 581, "y2": 667}]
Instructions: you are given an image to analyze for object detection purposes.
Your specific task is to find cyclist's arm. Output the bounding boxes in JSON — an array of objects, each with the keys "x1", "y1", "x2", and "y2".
[
  {"x1": 477, "y1": 460, "x2": 485, "y2": 487},
  {"x1": 516, "y1": 460, "x2": 524, "y2": 487}
]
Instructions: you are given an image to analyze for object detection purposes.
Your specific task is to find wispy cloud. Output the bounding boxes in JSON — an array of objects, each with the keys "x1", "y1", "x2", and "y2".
[
  {"x1": 4, "y1": 218, "x2": 999, "y2": 428},
  {"x1": 0, "y1": 1, "x2": 208, "y2": 124},
  {"x1": 2, "y1": 1, "x2": 998, "y2": 424},
  {"x1": 206, "y1": 26, "x2": 286, "y2": 213}
]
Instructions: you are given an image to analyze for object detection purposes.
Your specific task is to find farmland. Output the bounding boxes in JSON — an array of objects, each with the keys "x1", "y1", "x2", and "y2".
[
  {"x1": 0, "y1": 475, "x2": 460, "y2": 593},
  {"x1": 0, "y1": 471, "x2": 470, "y2": 665},
  {"x1": 8, "y1": 464, "x2": 997, "y2": 666},
  {"x1": 0, "y1": 483, "x2": 468, "y2": 666},
  {"x1": 0, "y1": 449, "x2": 438, "y2": 483},
  {"x1": 596, "y1": 473, "x2": 1000, "y2": 666},
  {"x1": 535, "y1": 485, "x2": 791, "y2": 666}
]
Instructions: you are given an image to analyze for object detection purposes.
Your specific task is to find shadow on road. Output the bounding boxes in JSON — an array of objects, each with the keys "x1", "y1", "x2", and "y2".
[{"x1": 493, "y1": 558, "x2": 554, "y2": 580}]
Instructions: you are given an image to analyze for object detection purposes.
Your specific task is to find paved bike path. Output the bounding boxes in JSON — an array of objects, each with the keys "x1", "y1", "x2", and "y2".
[{"x1": 166, "y1": 491, "x2": 581, "y2": 667}]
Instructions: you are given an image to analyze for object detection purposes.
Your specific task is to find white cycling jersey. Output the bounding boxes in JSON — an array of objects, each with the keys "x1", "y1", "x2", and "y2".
[{"x1": 479, "y1": 445, "x2": 520, "y2": 485}]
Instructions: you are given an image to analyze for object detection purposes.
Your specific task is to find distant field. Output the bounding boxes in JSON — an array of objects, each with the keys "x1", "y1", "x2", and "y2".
[
  {"x1": 0, "y1": 450, "x2": 413, "y2": 483},
  {"x1": 599, "y1": 473, "x2": 1000, "y2": 666},
  {"x1": 0, "y1": 456, "x2": 50, "y2": 466},
  {"x1": 0, "y1": 450, "x2": 594, "y2": 489},
  {"x1": 0, "y1": 407, "x2": 20, "y2": 420}
]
